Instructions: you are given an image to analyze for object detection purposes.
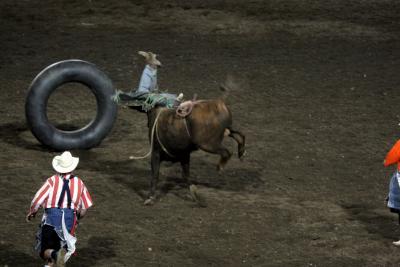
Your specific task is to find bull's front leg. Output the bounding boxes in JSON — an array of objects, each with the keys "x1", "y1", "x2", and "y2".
[
  {"x1": 145, "y1": 150, "x2": 160, "y2": 205},
  {"x1": 180, "y1": 154, "x2": 191, "y2": 184}
]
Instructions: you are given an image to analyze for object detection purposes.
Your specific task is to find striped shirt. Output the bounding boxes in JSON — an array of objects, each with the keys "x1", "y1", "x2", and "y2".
[{"x1": 30, "y1": 173, "x2": 93, "y2": 213}]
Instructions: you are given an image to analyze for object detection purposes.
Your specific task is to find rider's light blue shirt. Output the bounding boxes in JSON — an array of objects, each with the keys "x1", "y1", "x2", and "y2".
[{"x1": 137, "y1": 65, "x2": 157, "y2": 93}]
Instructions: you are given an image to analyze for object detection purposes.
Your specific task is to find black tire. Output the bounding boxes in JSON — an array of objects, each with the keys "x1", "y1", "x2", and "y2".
[{"x1": 25, "y1": 59, "x2": 117, "y2": 150}]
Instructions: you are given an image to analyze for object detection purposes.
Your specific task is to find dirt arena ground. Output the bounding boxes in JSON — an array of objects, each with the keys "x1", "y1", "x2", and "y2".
[{"x1": 1, "y1": 0, "x2": 400, "y2": 266}]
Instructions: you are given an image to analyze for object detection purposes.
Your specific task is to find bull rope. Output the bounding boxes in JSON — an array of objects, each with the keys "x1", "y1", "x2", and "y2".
[
  {"x1": 182, "y1": 118, "x2": 191, "y2": 138},
  {"x1": 155, "y1": 115, "x2": 175, "y2": 158},
  {"x1": 128, "y1": 109, "x2": 163, "y2": 160},
  {"x1": 130, "y1": 102, "x2": 197, "y2": 160}
]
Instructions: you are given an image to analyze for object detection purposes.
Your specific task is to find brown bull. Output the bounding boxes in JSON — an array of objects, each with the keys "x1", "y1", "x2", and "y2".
[{"x1": 145, "y1": 93, "x2": 246, "y2": 204}]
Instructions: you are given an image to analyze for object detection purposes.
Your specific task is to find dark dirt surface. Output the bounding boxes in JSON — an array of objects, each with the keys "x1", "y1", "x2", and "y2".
[{"x1": 2, "y1": 0, "x2": 400, "y2": 266}]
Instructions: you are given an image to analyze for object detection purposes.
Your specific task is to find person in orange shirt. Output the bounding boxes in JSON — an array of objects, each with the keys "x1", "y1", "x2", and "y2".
[{"x1": 384, "y1": 140, "x2": 400, "y2": 246}]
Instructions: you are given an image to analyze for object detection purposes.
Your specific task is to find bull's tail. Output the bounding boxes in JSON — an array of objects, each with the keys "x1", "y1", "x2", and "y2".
[
  {"x1": 219, "y1": 74, "x2": 240, "y2": 100},
  {"x1": 219, "y1": 83, "x2": 229, "y2": 100}
]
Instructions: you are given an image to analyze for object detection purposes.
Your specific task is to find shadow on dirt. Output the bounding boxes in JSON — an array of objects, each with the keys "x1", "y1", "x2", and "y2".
[
  {"x1": 205, "y1": 167, "x2": 264, "y2": 191},
  {"x1": 73, "y1": 150, "x2": 152, "y2": 200},
  {"x1": 341, "y1": 203, "x2": 400, "y2": 240},
  {"x1": 68, "y1": 236, "x2": 116, "y2": 267},
  {"x1": 0, "y1": 121, "x2": 262, "y2": 201},
  {"x1": 76, "y1": 147, "x2": 263, "y2": 200},
  {"x1": 0, "y1": 122, "x2": 89, "y2": 151},
  {"x1": 0, "y1": 236, "x2": 116, "y2": 267},
  {"x1": 109, "y1": 164, "x2": 152, "y2": 201},
  {"x1": 0, "y1": 122, "x2": 49, "y2": 151},
  {"x1": 0, "y1": 243, "x2": 38, "y2": 267},
  {"x1": 111, "y1": 165, "x2": 263, "y2": 202}
]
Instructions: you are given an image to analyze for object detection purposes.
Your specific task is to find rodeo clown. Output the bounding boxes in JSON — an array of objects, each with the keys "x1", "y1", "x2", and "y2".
[
  {"x1": 26, "y1": 151, "x2": 93, "y2": 267},
  {"x1": 384, "y1": 140, "x2": 400, "y2": 246}
]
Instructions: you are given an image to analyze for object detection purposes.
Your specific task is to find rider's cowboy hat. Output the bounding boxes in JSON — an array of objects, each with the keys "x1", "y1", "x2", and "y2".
[
  {"x1": 138, "y1": 51, "x2": 162, "y2": 67},
  {"x1": 52, "y1": 151, "x2": 79, "y2": 173}
]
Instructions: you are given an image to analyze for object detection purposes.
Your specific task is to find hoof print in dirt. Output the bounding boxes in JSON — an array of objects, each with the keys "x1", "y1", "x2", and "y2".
[
  {"x1": 189, "y1": 185, "x2": 207, "y2": 208},
  {"x1": 217, "y1": 165, "x2": 225, "y2": 175},
  {"x1": 144, "y1": 197, "x2": 156, "y2": 206}
]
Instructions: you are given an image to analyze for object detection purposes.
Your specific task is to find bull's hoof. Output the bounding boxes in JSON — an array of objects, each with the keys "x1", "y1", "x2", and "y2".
[
  {"x1": 189, "y1": 184, "x2": 199, "y2": 199},
  {"x1": 239, "y1": 150, "x2": 247, "y2": 161},
  {"x1": 144, "y1": 197, "x2": 156, "y2": 206},
  {"x1": 189, "y1": 185, "x2": 207, "y2": 208},
  {"x1": 217, "y1": 165, "x2": 224, "y2": 174}
]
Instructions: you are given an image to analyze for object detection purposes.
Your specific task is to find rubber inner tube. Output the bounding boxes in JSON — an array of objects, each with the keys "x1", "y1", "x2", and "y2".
[{"x1": 25, "y1": 59, "x2": 117, "y2": 150}]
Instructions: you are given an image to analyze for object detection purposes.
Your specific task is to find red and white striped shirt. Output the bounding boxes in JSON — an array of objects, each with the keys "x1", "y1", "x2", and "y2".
[{"x1": 30, "y1": 173, "x2": 93, "y2": 213}]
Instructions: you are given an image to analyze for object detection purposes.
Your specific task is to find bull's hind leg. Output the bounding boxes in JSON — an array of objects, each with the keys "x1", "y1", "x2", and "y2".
[
  {"x1": 145, "y1": 151, "x2": 160, "y2": 205},
  {"x1": 227, "y1": 128, "x2": 246, "y2": 160},
  {"x1": 199, "y1": 143, "x2": 232, "y2": 172}
]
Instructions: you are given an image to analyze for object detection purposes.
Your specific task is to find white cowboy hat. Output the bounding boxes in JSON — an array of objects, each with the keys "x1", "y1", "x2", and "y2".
[
  {"x1": 52, "y1": 151, "x2": 79, "y2": 173},
  {"x1": 138, "y1": 51, "x2": 162, "y2": 67}
]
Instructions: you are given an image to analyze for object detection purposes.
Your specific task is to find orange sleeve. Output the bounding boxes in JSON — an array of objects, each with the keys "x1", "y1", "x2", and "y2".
[{"x1": 384, "y1": 140, "x2": 400, "y2": 167}]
